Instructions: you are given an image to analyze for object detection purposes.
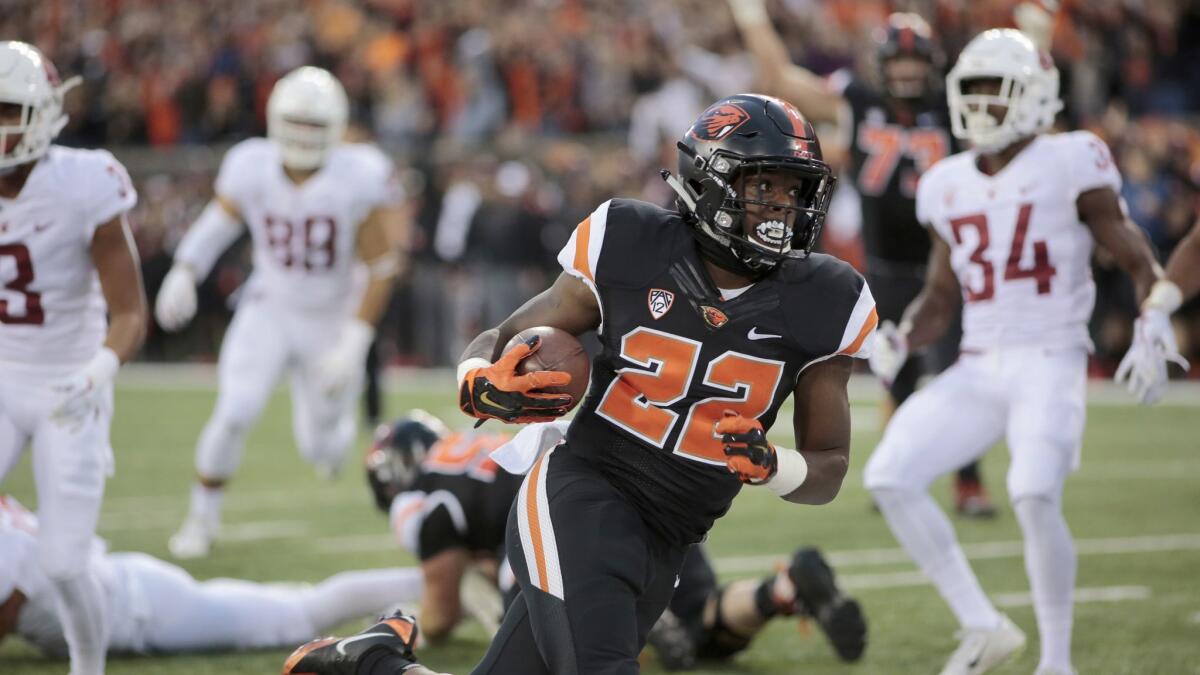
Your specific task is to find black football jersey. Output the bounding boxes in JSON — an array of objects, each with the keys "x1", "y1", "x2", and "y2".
[
  {"x1": 841, "y1": 77, "x2": 955, "y2": 264},
  {"x1": 558, "y1": 198, "x2": 876, "y2": 545},
  {"x1": 393, "y1": 432, "x2": 523, "y2": 561}
]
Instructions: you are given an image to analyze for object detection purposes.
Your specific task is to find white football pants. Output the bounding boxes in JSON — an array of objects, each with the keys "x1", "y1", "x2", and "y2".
[
  {"x1": 194, "y1": 299, "x2": 362, "y2": 481},
  {"x1": 0, "y1": 361, "x2": 114, "y2": 675}
]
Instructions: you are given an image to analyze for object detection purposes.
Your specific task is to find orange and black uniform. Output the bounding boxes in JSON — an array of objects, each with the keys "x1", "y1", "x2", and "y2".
[
  {"x1": 391, "y1": 432, "x2": 523, "y2": 562},
  {"x1": 839, "y1": 76, "x2": 962, "y2": 402},
  {"x1": 472, "y1": 198, "x2": 875, "y2": 675}
]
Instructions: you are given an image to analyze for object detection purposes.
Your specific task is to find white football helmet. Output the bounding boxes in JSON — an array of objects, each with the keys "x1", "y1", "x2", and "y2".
[
  {"x1": 946, "y1": 29, "x2": 1062, "y2": 154},
  {"x1": 0, "y1": 41, "x2": 79, "y2": 170},
  {"x1": 266, "y1": 66, "x2": 349, "y2": 170}
]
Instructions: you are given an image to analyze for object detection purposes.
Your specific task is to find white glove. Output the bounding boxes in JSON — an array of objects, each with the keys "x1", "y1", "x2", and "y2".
[
  {"x1": 155, "y1": 265, "x2": 198, "y2": 332},
  {"x1": 727, "y1": 0, "x2": 770, "y2": 25},
  {"x1": 317, "y1": 318, "x2": 375, "y2": 396},
  {"x1": 1014, "y1": 0, "x2": 1059, "y2": 51},
  {"x1": 1115, "y1": 309, "x2": 1189, "y2": 405},
  {"x1": 50, "y1": 347, "x2": 120, "y2": 431},
  {"x1": 868, "y1": 321, "x2": 909, "y2": 386}
]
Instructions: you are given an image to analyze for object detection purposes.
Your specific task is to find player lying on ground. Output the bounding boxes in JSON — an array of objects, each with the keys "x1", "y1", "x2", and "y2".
[
  {"x1": 1116, "y1": 220, "x2": 1196, "y2": 402},
  {"x1": 0, "y1": 41, "x2": 147, "y2": 675},
  {"x1": 0, "y1": 496, "x2": 422, "y2": 659},
  {"x1": 365, "y1": 415, "x2": 867, "y2": 669},
  {"x1": 155, "y1": 66, "x2": 405, "y2": 560},
  {"x1": 864, "y1": 29, "x2": 1171, "y2": 675}
]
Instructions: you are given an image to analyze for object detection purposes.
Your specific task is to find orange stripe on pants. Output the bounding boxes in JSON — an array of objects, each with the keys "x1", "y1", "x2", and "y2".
[{"x1": 525, "y1": 454, "x2": 550, "y2": 593}]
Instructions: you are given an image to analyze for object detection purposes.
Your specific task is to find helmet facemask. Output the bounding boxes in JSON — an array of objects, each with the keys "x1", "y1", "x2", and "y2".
[
  {"x1": 946, "y1": 29, "x2": 1062, "y2": 154},
  {"x1": 267, "y1": 67, "x2": 349, "y2": 171},
  {"x1": 674, "y1": 144, "x2": 836, "y2": 272},
  {"x1": 0, "y1": 42, "x2": 79, "y2": 172}
]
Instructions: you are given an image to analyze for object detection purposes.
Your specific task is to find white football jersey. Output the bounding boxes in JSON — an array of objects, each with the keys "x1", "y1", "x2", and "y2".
[
  {"x1": 215, "y1": 139, "x2": 397, "y2": 312},
  {"x1": 916, "y1": 131, "x2": 1121, "y2": 352},
  {"x1": 0, "y1": 147, "x2": 137, "y2": 366}
]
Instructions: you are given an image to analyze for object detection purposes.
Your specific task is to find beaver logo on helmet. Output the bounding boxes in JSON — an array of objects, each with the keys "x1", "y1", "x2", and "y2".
[{"x1": 690, "y1": 103, "x2": 751, "y2": 141}]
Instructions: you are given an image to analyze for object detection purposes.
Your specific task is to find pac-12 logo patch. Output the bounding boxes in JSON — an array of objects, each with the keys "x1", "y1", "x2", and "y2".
[
  {"x1": 689, "y1": 103, "x2": 750, "y2": 141},
  {"x1": 648, "y1": 289, "x2": 674, "y2": 320}
]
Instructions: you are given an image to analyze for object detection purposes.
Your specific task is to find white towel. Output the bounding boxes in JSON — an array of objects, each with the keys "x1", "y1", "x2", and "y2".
[{"x1": 489, "y1": 421, "x2": 572, "y2": 475}]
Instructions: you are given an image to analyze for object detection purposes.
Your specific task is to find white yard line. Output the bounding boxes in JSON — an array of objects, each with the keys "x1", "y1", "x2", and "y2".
[
  {"x1": 992, "y1": 585, "x2": 1150, "y2": 608},
  {"x1": 314, "y1": 533, "x2": 398, "y2": 554},
  {"x1": 715, "y1": 532, "x2": 1200, "y2": 573},
  {"x1": 100, "y1": 488, "x2": 348, "y2": 519},
  {"x1": 834, "y1": 569, "x2": 1153, "y2": 608},
  {"x1": 218, "y1": 520, "x2": 310, "y2": 541}
]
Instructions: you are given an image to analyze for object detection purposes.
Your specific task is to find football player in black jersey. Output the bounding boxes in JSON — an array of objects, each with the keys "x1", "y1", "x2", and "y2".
[
  {"x1": 287, "y1": 93, "x2": 875, "y2": 675},
  {"x1": 456, "y1": 93, "x2": 872, "y2": 675},
  {"x1": 727, "y1": 0, "x2": 995, "y2": 517},
  {"x1": 363, "y1": 412, "x2": 519, "y2": 642},
  {"x1": 358, "y1": 414, "x2": 866, "y2": 670}
]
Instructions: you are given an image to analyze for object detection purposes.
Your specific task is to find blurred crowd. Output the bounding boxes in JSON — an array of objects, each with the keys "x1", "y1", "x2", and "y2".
[{"x1": 6, "y1": 0, "x2": 1199, "y2": 368}]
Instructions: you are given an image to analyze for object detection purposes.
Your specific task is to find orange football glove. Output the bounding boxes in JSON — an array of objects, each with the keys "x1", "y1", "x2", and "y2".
[
  {"x1": 459, "y1": 335, "x2": 574, "y2": 424},
  {"x1": 717, "y1": 410, "x2": 777, "y2": 485}
]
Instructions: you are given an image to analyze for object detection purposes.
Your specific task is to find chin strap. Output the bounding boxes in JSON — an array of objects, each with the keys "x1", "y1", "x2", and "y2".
[{"x1": 663, "y1": 169, "x2": 773, "y2": 280}]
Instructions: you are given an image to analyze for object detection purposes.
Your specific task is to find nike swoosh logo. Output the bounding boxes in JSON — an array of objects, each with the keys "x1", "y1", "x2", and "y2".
[
  {"x1": 747, "y1": 327, "x2": 782, "y2": 341},
  {"x1": 479, "y1": 390, "x2": 512, "y2": 411},
  {"x1": 336, "y1": 632, "x2": 392, "y2": 655}
]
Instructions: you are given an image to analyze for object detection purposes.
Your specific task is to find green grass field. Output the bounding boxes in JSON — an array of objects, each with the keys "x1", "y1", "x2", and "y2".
[{"x1": 2, "y1": 370, "x2": 1199, "y2": 674}]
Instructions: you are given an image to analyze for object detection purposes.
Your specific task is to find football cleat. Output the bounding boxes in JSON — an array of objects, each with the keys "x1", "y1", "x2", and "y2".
[
  {"x1": 954, "y1": 477, "x2": 997, "y2": 519},
  {"x1": 646, "y1": 608, "x2": 697, "y2": 671},
  {"x1": 787, "y1": 547, "x2": 867, "y2": 662},
  {"x1": 168, "y1": 514, "x2": 218, "y2": 560},
  {"x1": 283, "y1": 612, "x2": 420, "y2": 675},
  {"x1": 938, "y1": 614, "x2": 1026, "y2": 675}
]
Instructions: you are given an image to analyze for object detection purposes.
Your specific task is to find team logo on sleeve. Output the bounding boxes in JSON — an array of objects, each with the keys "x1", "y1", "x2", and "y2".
[
  {"x1": 647, "y1": 289, "x2": 675, "y2": 320},
  {"x1": 689, "y1": 103, "x2": 750, "y2": 141},
  {"x1": 700, "y1": 305, "x2": 729, "y2": 328}
]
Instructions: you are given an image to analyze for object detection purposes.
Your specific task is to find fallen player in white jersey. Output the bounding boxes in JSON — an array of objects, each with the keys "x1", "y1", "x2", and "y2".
[{"x1": 0, "y1": 496, "x2": 422, "y2": 659}]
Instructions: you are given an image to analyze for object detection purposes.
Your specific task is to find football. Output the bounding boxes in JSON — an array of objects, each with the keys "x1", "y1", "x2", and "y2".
[{"x1": 503, "y1": 326, "x2": 590, "y2": 411}]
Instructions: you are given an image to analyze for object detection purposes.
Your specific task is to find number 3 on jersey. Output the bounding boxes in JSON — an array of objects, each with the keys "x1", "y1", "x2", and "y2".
[
  {"x1": 950, "y1": 203, "x2": 1055, "y2": 302},
  {"x1": 596, "y1": 327, "x2": 785, "y2": 465},
  {"x1": 0, "y1": 243, "x2": 44, "y2": 325}
]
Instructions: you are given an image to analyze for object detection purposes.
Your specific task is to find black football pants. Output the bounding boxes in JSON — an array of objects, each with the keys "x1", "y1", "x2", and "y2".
[{"x1": 472, "y1": 444, "x2": 687, "y2": 675}]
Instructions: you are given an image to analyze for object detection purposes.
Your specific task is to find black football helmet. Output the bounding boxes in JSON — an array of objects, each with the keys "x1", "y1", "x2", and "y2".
[
  {"x1": 364, "y1": 410, "x2": 447, "y2": 512},
  {"x1": 874, "y1": 13, "x2": 942, "y2": 100},
  {"x1": 665, "y1": 94, "x2": 836, "y2": 277}
]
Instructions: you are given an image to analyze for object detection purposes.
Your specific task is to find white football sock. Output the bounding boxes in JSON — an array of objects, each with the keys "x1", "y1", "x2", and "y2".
[
  {"x1": 874, "y1": 487, "x2": 1001, "y2": 630},
  {"x1": 50, "y1": 571, "x2": 109, "y2": 675},
  {"x1": 300, "y1": 567, "x2": 425, "y2": 631},
  {"x1": 188, "y1": 483, "x2": 224, "y2": 523},
  {"x1": 1013, "y1": 496, "x2": 1075, "y2": 673}
]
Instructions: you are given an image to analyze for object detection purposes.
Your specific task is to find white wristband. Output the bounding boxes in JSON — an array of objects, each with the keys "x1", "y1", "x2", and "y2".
[
  {"x1": 1143, "y1": 279, "x2": 1183, "y2": 315},
  {"x1": 767, "y1": 446, "x2": 808, "y2": 497},
  {"x1": 456, "y1": 357, "x2": 491, "y2": 386}
]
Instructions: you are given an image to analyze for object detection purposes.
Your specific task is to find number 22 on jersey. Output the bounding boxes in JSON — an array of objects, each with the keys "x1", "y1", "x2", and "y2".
[
  {"x1": 950, "y1": 203, "x2": 1056, "y2": 302},
  {"x1": 596, "y1": 327, "x2": 785, "y2": 466}
]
